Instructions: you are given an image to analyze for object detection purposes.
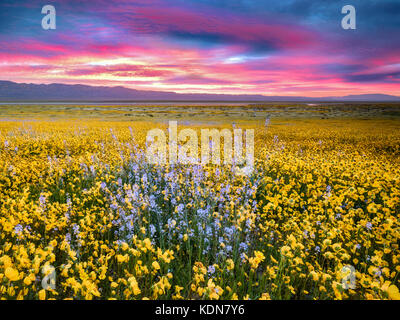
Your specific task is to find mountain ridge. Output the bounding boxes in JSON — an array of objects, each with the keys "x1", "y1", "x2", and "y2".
[{"x1": 0, "y1": 80, "x2": 399, "y2": 102}]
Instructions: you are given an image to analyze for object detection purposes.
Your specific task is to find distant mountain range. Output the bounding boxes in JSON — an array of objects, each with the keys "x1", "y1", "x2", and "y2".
[{"x1": 0, "y1": 80, "x2": 399, "y2": 102}]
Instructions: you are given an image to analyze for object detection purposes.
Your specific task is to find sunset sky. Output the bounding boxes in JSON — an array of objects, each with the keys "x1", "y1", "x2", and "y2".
[{"x1": 0, "y1": 0, "x2": 399, "y2": 97}]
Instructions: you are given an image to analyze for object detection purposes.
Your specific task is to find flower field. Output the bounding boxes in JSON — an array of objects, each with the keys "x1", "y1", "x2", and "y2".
[{"x1": 0, "y1": 117, "x2": 399, "y2": 300}]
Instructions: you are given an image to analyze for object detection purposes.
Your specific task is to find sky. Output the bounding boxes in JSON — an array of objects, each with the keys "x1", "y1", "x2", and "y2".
[{"x1": 0, "y1": 0, "x2": 399, "y2": 97}]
